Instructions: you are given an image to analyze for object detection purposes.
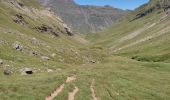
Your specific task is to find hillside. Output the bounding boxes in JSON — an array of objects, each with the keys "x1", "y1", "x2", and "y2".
[
  {"x1": 0, "y1": 0, "x2": 170, "y2": 100},
  {"x1": 88, "y1": 0, "x2": 170, "y2": 63},
  {"x1": 38, "y1": 0, "x2": 129, "y2": 33},
  {"x1": 0, "y1": 0, "x2": 105, "y2": 69}
]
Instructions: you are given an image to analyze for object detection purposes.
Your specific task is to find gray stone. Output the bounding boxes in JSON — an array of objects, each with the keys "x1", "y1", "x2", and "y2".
[
  {"x1": 47, "y1": 69, "x2": 53, "y2": 73},
  {"x1": 3, "y1": 69, "x2": 12, "y2": 75},
  {"x1": 12, "y1": 42, "x2": 22, "y2": 51},
  {"x1": 0, "y1": 59, "x2": 3, "y2": 65},
  {"x1": 90, "y1": 60, "x2": 96, "y2": 64},
  {"x1": 29, "y1": 51, "x2": 38, "y2": 56},
  {"x1": 31, "y1": 37, "x2": 40, "y2": 45},
  {"x1": 20, "y1": 68, "x2": 33, "y2": 75},
  {"x1": 41, "y1": 56, "x2": 50, "y2": 60}
]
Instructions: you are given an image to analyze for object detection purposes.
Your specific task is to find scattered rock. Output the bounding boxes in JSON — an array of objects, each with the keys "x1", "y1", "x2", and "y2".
[
  {"x1": 90, "y1": 60, "x2": 96, "y2": 64},
  {"x1": 41, "y1": 56, "x2": 50, "y2": 60},
  {"x1": 20, "y1": 68, "x2": 33, "y2": 75},
  {"x1": 12, "y1": 13, "x2": 28, "y2": 25},
  {"x1": 64, "y1": 27, "x2": 73, "y2": 36},
  {"x1": 3, "y1": 69, "x2": 12, "y2": 76},
  {"x1": 18, "y1": 2, "x2": 24, "y2": 7},
  {"x1": 31, "y1": 37, "x2": 40, "y2": 45},
  {"x1": 51, "y1": 53, "x2": 56, "y2": 57},
  {"x1": 29, "y1": 51, "x2": 38, "y2": 56},
  {"x1": 59, "y1": 58, "x2": 64, "y2": 62},
  {"x1": 33, "y1": 24, "x2": 59, "y2": 36},
  {"x1": 47, "y1": 69, "x2": 54, "y2": 73},
  {"x1": 0, "y1": 59, "x2": 3, "y2": 65},
  {"x1": 12, "y1": 41, "x2": 23, "y2": 51}
]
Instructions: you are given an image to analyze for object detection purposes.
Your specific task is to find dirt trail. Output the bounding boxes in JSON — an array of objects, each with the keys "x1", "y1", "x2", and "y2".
[
  {"x1": 45, "y1": 76, "x2": 77, "y2": 100},
  {"x1": 45, "y1": 84, "x2": 65, "y2": 100},
  {"x1": 68, "y1": 87, "x2": 79, "y2": 100},
  {"x1": 66, "y1": 76, "x2": 76, "y2": 83},
  {"x1": 90, "y1": 79, "x2": 98, "y2": 100}
]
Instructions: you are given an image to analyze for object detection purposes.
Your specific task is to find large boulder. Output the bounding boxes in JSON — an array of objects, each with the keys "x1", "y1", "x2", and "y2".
[{"x1": 20, "y1": 68, "x2": 33, "y2": 75}]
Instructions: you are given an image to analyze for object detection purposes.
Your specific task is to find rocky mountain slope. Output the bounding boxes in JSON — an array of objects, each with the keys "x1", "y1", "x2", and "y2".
[
  {"x1": 131, "y1": 0, "x2": 170, "y2": 21},
  {"x1": 0, "y1": 0, "x2": 103, "y2": 71},
  {"x1": 38, "y1": 0, "x2": 129, "y2": 33}
]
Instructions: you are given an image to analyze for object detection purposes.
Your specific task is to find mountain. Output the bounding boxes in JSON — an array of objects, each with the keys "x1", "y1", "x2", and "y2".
[
  {"x1": 1, "y1": 0, "x2": 170, "y2": 100},
  {"x1": 0, "y1": 0, "x2": 101, "y2": 67},
  {"x1": 88, "y1": 0, "x2": 170, "y2": 63},
  {"x1": 131, "y1": 0, "x2": 170, "y2": 21},
  {"x1": 38, "y1": 0, "x2": 129, "y2": 33}
]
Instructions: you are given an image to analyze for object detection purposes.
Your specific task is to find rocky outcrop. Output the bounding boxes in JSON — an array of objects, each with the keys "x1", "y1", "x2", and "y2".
[
  {"x1": 64, "y1": 25, "x2": 74, "y2": 36},
  {"x1": 12, "y1": 14, "x2": 28, "y2": 25},
  {"x1": 131, "y1": 0, "x2": 170, "y2": 21},
  {"x1": 33, "y1": 24, "x2": 59, "y2": 36}
]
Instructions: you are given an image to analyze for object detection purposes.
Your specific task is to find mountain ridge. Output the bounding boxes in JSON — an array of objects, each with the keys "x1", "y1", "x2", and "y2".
[{"x1": 38, "y1": 0, "x2": 129, "y2": 33}]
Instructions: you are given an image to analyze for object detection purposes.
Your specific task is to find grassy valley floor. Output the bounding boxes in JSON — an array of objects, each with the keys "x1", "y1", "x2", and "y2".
[{"x1": 0, "y1": 55, "x2": 170, "y2": 100}]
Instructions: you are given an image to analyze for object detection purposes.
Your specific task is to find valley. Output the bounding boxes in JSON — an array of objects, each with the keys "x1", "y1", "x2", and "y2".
[{"x1": 0, "y1": 0, "x2": 170, "y2": 100}]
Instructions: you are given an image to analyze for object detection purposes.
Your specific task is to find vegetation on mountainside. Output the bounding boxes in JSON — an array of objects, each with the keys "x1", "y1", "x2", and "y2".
[
  {"x1": 0, "y1": 0, "x2": 170, "y2": 100},
  {"x1": 87, "y1": 0, "x2": 170, "y2": 63}
]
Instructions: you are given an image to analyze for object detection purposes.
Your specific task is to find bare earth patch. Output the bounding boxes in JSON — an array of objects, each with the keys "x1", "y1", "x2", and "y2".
[
  {"x1": 90, "y1": 79, "x2": 98, "y2": 100},
  {"x1": 45, "y1": 84, "x2": 65, "y2": 100},
  {"x1": 45, "y1": 76, "x2": 77, "y2": 100},
  {"x1": 68, "y1": 87, "x2": 79, "y2": 100},
  {"x1": 66, "y1": 75, "x2": 76, "y2": 83}
]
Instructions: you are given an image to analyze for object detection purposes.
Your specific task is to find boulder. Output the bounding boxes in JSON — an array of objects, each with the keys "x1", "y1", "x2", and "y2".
[
  {"x1": 20, "y1": 68, "x2": 33, "y2": 75},
  {"x1": 90, "y1": 60, "x2": 96, "y2": 64},
  {"x1": 47, "y1": 69, "x2": 53, "y2": 73},
  {"x1": 12, "y1": 42, "x2": 22, "y2": 51},
  {"x1": 41, "y1": 56, "x2": 50, "y2": 60},
  {"x1": 3, "y1": 69, "x2": 12, "y2": 75},
  {"x1": 0, "y1": 59, "x2": 3, "y2": 65}
]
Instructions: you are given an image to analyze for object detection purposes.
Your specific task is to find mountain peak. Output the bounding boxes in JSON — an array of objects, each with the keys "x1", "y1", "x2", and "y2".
[{"x1": 38, "y1": 0, "x2": 129, "y2": 33}]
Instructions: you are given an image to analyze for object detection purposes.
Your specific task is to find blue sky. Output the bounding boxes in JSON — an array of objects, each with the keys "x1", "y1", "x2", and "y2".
[{"x1": 74, "y1": 0, "x2": 149, "y2": 10}]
